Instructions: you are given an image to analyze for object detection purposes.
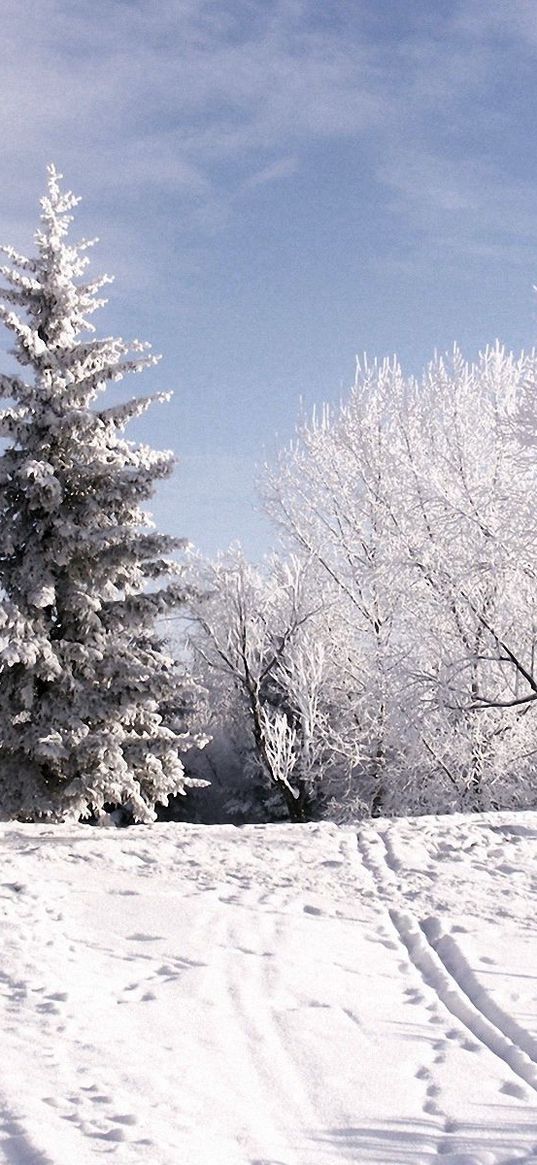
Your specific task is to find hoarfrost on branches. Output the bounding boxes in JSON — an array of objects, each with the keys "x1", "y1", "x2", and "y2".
[
  {"x1": 188, "y1": 548, "x2": 364, "y2": 822},
  {"x1": 261, "y1": 347, "x2": 537, "y2": 817},
  {"x1": 0, "y1": 166, "x2": 205, "y2": 823}
]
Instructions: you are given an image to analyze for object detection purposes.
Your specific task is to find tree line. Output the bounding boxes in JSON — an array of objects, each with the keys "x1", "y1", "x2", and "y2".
[
  {"x1": 1, "y1": 170, "x2": 537, "y2": 823},
  {"x1": 189, "y1": 348, "x2": 537, "y2": 820}
]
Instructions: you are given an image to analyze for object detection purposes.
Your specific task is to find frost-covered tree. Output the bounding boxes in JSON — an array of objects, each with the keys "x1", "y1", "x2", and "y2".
[
  {"x1": 265, "y1": 347, "x2": 537, "y2": 815},
  {"x1": 0, "y1": 166, "x2": 205, "y2": 822},
  {"x1": 188, "y1": 548, "x2": 360, "y2": 821},
  {"x1": 264, "y1": 364, "x2": 409, "y2": 815}
]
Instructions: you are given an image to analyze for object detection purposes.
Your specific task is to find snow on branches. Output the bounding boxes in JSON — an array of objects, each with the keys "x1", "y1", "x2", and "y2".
[
  {"x1": 188, "y1": 548, "x2": 367, "y2": 822},
  {"x1": 263, "y1": 347, "x2": 537, "y2": 816},
  {"x1": 0, "y1": 166, "x2": 205, "y2": 822}
]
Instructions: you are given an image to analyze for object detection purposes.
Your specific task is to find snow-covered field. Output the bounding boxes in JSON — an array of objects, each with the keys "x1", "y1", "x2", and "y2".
[{"x1": 0, "y1": 813, "x2": 536, "y2": 1164}]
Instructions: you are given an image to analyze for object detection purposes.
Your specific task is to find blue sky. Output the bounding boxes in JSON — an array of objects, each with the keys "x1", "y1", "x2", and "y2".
[{"x1": 1, "y1": 0, "x2": 537, "y2": 556}]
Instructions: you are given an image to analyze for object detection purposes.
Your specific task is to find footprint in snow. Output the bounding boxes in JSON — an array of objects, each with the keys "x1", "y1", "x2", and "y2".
[
  {"x1": 461, "y1": 1038, "x2": 481, "y2": 1053},
  {"x1": 126, "y1": 933, "x2": 164, "y2": 942},
  {"x1": 404, "y1": 987, "x2": 424, "y2": 1004},
  {"x1": 500, "y1": 1080, "x2": 527, "y2": 1099},
  {"x1": 234, "y1": 947, "x2": 272, "y2": 959},
  {"x1": 423, "y1": 1097, "x2": 441, "y2": 1115},
  {"x1": 250, "y1": 1159, "x2": 289, "y2": 1165},
  {"x1": 36, "y1": 1001, "x2": 62, "y2": 1015}
]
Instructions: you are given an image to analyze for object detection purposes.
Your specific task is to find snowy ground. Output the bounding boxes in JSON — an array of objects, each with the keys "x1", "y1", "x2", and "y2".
[{"x1": 0, "y1": 814, "x2": 536, "y2": 1164}]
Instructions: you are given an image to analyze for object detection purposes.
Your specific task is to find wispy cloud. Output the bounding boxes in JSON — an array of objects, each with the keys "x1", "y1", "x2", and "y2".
[
  {"x1": 377, "y1": 147, "x2": 537, "y2": 264},
  {"x1": 0, "y1": 3, "x2": 535, "y2": 279},
  {"x1": 241, "y1": 156, "x2": 299, "y2": 191},
  {"x1": 1, "y1": 1, "x2": 537, "y2": 555},
  {"x1": 0, "y1": 1, "x2": 385, "y2": 275},
  {"x1": 0, "y1": 1, "x2": 532, "y2": 261},
  {"x1": 0, "y1": 2, "x2": 381, "y2": 191}
]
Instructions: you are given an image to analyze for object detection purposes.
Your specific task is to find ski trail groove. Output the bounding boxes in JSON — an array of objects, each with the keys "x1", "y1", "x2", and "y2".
[
  {"x1": 420, "y1": 918, "x2": 537, "y2": 1066},
  {"x1": 201, "y1": 902, "x2": 314, "y2": 1164},
  {"x1": 357, "y1": 827, "x2": 537, "y2": 1095},
  {"x1": 390, "y1": 908, "x2": 537, "y2": 1093}
]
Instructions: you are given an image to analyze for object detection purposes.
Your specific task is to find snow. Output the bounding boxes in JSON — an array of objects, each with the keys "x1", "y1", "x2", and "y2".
[
  {"x1": 0, "y1": 167, "x2": 203, "y2": 824},
  {"x1": 0, "y1": 812, "x2": 536, "y2": 1164}
]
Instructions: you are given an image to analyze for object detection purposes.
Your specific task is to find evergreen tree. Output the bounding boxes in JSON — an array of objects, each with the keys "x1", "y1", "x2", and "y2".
[{"x1": 0, "y1": 166, "x2": 204, "y2": 822}]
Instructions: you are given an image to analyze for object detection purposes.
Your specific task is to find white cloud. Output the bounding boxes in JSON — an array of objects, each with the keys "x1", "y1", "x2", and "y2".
[
  {"x1": 0, "y1": 1, "x2": 534, "y2": 266},
  {"x1": 0, "y1": 4, "x2": 388, "y2": 186},
  {"x1": 377, "y1": 143, "x2": 537, "y2": 266},
  {"x1": 241, "y1": 156, "x2": 299, "y2": 191}
]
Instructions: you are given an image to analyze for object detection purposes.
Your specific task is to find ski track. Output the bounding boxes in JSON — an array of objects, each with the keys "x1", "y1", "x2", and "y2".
[
  {"x1": 358, "y1": 823, "x2": 537, "y2": 1160},
  {"x1": 0, "y1": 820, "x2": 537, "y2": 1163},
  {"x1": 208, "y1": 907, "x2": 318, "y2": 1164}
]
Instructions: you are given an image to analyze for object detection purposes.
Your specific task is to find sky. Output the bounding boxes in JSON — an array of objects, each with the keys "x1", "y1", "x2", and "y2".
[{"x1": 1, "y1": 0, "x2": 537, "y2": 557}]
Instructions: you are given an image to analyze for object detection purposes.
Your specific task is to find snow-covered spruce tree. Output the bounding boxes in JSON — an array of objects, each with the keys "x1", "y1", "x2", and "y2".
[{"x1": 0, "y1": 166, "x2": 205, "y2": 822}]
